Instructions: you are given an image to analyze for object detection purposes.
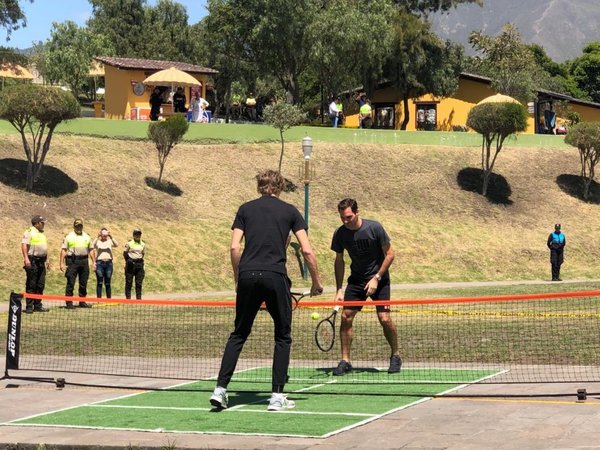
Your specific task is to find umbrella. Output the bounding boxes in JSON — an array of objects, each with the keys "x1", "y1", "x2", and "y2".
[
  {"x1": 0, "y1": 63, "x2": 33, "y2": 88},
  {"x1": 142, "y1": 67, "x2": 200, "y2": 88},
  {"x1": 477, "y1": 93, "x2": 521, "y2": 105}
]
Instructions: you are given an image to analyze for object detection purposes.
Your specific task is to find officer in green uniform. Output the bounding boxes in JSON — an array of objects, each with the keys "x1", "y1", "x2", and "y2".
[
  {"x1": 124, "y1": 228, "x2": 146, "y2": 299},
  {"x1": 60, "y1": 219, "x2": 94, "y2": 309},
  {"x1": 21, "y1": 215, "x2": 50, "y2": 313}
]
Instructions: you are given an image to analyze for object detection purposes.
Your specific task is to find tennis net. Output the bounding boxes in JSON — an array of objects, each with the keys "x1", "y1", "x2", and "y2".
[{"x1": 5, "y1": 290, "x2": 600, "y2": 389}]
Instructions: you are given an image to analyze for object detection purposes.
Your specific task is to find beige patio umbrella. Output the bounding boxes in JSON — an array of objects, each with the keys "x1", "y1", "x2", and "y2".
[
  {"x1": 477, "y1": 93, "x2": 521, "y2": 105},
  {"x1": 0, "y1": 63, "x2": 33, "y2": 87},
  {"x1": 143, "y1": 67, "x2": 200, "y2": 115},
  {"x1": 142, "y1": 66, "x2": 200, "y2": 88}
]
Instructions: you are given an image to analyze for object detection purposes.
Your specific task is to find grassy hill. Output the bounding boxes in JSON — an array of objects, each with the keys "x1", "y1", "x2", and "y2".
[{"x1": 1, "y1": 130, "x2": 598, "y2": 299}]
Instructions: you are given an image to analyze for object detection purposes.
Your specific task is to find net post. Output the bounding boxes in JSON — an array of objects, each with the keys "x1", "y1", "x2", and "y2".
[{"x1": 4, "y1": 291, "x2": 23, "y2": 378}]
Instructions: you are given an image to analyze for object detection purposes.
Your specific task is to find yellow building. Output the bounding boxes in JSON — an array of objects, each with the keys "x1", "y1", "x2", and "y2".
[
  {"x1": 345, "y1": 73, "x2": 600, "y2": 134},
  {"x1": 94, "y1": 56, "x2": 218, "y2": 120}
]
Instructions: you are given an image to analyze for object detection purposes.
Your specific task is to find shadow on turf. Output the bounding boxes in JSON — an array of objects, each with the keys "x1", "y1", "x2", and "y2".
[
  {"x1": 209, "y1": 391, "x2": 271, "y2": 412},
  {"x1": 145, "y1": 176, "x2": 183, "y2": 196},
  {"x1": 556, "y1": 174, "x2": 600, "y2": 204},
  {"x1": 0, "y1": 158, "x2": 78, "y2": 196},
  {"x1": 456, "y1": 167, "x2": 513, "y2": 205}
]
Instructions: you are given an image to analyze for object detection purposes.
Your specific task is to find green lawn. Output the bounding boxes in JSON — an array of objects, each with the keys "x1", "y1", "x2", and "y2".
[{"x1": 0, "y1": 117, "x2": 570, "y2": 148}]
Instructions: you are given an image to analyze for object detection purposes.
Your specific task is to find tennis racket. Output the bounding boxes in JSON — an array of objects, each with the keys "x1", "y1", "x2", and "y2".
[
  {"x1": 315, "y1": 305, "x2": 340, "y2": 352},
  {"x1": 291, "y1": 290, "x2": 310, "y2": 311}
]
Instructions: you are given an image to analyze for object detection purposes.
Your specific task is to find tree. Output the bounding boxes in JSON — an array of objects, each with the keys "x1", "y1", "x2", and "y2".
[
  {"x1": 262, "y1": 102, "x2": 305, "y2": 171},
  {"x1": 43, "y1": 21, "x2": 112, "y2": 99},
  {"x1": 468, "y1": 23, "x2": 538, "y2": 103},
  {"x1": 141, "y1": 0, "x2": 192, "y2": 61},
  {"x1": 466, "y1": 101, "x2": 528, "y2": 196},
  {"x1": 569, "y1": 43, "x2": 600, "y2": 103},
  {"x1": 147, "y1": 114, "x2": 189, "y2": 184},
  {"x1": 0, "y1": 0, "x2": 29, "y2": 39},
  {"x1": 385, "y1": 8, "x2": 463, "y2": 129},
  {"x1": 564, "y1": 121, "x2": 600, "y2": 200},
  {"x1": 249, "y1": 0, "x2": 317, "y2": 105},
  {"x1": 203, "y1": 0, "x2": 258, "y2": 121},
  {"x1": 0, "y1": 84, "x2": 80, "y2": 191},
  {"x1": 87, "y1": 0, "x2": 146, "y2": 57},
  {"x1": 396, "y1": 0, "x2": 482, "y2": 15},
  {"x1": 309, "y1": 0, "x2": 395, "y2": 102}
]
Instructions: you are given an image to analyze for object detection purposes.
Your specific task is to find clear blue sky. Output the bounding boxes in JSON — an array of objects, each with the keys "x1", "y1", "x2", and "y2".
[{"x1": 3, "y1": 0, "x2": 208, "y2": 49}]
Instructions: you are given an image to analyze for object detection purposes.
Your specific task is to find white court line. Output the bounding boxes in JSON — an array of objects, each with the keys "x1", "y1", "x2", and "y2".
[
  {"x1": 5, "y1": 367, "x2": 505, "y2": 438},
  {"x1": 89, "y1": 404, "x2": 374, "y2": 417}
]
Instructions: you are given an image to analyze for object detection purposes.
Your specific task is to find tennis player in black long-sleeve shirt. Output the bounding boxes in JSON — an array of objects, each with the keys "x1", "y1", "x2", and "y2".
[{"x1": 210, "y1": 169, "x2": 323, "y2": 411}]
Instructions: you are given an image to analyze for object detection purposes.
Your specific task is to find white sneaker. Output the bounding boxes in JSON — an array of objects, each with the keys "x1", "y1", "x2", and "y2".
[
  {"x1": 209, "y1": 387, "x2": 228, "y2": 409},
  {"x1": 267, "y1": 393, "x2": 295, "y2": 411}
]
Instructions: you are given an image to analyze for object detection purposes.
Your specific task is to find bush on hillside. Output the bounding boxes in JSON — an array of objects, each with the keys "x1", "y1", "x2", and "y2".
[
  {"x1": 466, "y1": 101, "x2": 528, "y2": 196},
  {"x1": 0, "y1": 84, "x2": 80, "y2": 191},
  {"x1": 564, "y1": 121, "x2": 600, "y2": 200},
  {"x1": 147, "y1": 114, "x2": 189, "y2": 184}
]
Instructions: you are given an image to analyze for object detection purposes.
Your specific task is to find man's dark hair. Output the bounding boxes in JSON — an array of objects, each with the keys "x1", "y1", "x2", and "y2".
[{"x1": 338, "y1": 198, "x2": 358, "y2": 213}]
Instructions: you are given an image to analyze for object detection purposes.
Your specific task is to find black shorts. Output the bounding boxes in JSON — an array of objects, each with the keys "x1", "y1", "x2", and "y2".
[{"x1": 344, "y1": 280, "x2": 391, "y2": 312}]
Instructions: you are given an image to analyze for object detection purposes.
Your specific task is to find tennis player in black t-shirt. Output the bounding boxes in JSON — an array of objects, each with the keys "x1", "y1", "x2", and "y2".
[
  {"x1": 330, "y1": 198, "x2": 401, "y2": 376},
  {"x1": 210, "y1": 169, "x2": 323, "y2": 411}
]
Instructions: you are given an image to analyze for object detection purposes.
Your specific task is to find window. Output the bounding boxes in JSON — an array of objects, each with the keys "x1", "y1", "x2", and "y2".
[
  {"x1": 415, "y1": 102, "x2": 438, "y2": 131},
  {"x1": 373, "y1": 104, "x2": 395, "y2": 129}
]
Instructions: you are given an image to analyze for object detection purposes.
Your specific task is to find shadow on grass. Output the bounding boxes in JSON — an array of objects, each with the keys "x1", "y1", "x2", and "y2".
[
  {"x1": 457, "y1": 167, "x2": 513, "y2": 205},
  {"x1": 283, "y1": 177, "x2": 298, "y2": 193},
  {"x1": 0, "y1": 158, "x2": 78, "y2": 197},
  {"x1": 145, "y1": 176, "x2": 183, "y2": 196},
  {"x1": 556, "y1": 174, "x2": 600, "y2": 204}
]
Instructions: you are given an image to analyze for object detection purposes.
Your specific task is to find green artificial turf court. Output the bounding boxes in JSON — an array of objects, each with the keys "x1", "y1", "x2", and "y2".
[{"x1": 8, "y1": 367, "x2": 501, "y2": 438}]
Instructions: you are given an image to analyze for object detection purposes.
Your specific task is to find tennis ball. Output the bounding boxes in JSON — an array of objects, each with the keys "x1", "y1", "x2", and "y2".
[{"x1": 311, "y1": 312, "x2": 320, "y2": 320}]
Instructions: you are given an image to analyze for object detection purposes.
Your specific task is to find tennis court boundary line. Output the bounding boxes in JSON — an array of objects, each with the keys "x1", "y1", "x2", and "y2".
[{"x1": 3, "y1": 368, "x2": 504, "y2": 438}]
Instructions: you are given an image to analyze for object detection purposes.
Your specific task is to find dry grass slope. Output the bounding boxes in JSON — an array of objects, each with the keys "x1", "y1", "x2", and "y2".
[{"x1": 1, "y1": 134, "x2": 599, "y2": 297}]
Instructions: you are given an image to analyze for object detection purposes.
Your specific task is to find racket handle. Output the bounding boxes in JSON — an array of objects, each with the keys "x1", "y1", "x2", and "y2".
[{"x1": 333, "y1": 305, "x2": 340, "y2": 312}]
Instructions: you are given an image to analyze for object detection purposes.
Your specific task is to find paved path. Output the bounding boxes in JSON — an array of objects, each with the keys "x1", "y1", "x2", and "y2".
[{"x1": 3, "y1": 279, "x2": 600, "y2": 449}]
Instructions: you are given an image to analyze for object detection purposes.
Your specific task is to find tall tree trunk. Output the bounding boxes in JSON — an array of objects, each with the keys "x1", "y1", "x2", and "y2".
[
  {"x1": 401, "y1": 94, "x2": 410, "y2": 130},
  {"x1": 278, "y1": 130, "x2": 285, "y2": 172}
]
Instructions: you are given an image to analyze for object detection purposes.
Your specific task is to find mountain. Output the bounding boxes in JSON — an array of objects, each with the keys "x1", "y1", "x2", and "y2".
[{"x1": 429, "y1": 0, "x2": 600, "y2": 62}]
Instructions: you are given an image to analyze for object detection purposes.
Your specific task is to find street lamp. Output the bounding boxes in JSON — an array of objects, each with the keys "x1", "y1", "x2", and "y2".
[{"x1": 302, "y1": 137, "x2": 313, "y2": 279}]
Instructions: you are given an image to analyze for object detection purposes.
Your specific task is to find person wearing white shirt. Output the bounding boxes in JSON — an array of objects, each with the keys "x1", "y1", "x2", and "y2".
[{"x1": 329, "y1": 97, "x2": 340, "y2": 128}]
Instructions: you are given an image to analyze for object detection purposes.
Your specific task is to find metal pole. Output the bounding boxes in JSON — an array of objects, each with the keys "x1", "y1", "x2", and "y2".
[{"x1": 303, "y1": 158, "x2": 310, "y2": 280}]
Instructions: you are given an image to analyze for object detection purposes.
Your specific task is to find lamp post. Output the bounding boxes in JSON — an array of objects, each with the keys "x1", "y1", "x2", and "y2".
[{"x1": 302, "y1": 137, "x2": 313, "y2": 280}]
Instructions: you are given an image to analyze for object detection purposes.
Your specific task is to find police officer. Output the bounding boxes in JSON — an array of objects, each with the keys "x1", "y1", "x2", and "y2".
[
  {"x1": 547, "y1": 223, "x2": 566, "y2": 281},
  {"x1": 21, "y1": 215, "x2": 50, "y2": 313},
  {"x1": 124, "y1": 228, "x2": 146, "y2": 299},
  {"x1": 359, "y1": 100, "x2": 372, "y2": 129},
  {"x1": 60, "y1": 219, "x2": 94, "y2": 309}
]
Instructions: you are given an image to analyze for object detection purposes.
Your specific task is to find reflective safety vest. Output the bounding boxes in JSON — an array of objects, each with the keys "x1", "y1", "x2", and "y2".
[
  {"x1": 126, "y1": 239, "x2": 146, "y2": 260},
  {"x1": 360, "y1": 103, "x2": 372, "y2": 116},
  {"x1": 65, "y1": 231, "x2": 91, "y2": 251},
  {"x1": 28, "y1": 226, "x2": 47, "y2": 246}
]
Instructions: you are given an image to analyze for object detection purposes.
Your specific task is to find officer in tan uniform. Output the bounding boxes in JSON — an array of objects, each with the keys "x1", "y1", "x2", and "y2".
[
  {"x1": 123, "y1": 228, "x2": 146, "y2": 299},
  {"x1": 59, "y1": 219, "x2": 95, "y2": 309},
  {"x1": 21, "y1": 215, "x2": 50, "y2": 313}
]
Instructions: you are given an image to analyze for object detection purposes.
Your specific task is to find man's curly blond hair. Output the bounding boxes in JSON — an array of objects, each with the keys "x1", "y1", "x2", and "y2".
[{"x1": 256, "y1": 169, "x2": 285, "y2": 196}]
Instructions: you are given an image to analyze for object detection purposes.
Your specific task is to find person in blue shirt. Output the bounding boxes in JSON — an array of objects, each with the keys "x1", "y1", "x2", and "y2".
[{"x1": 547, "y1": 224, "x2": 566, "y2": 281}]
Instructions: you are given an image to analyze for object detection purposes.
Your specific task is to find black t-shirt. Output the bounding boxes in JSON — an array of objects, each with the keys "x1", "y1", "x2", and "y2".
[
  {"x1": 331, "y1": 219, "x2": 391, "y2": 283},
  {"x1": 232, "y1": 196, "x2": 306, "y2": 274}
]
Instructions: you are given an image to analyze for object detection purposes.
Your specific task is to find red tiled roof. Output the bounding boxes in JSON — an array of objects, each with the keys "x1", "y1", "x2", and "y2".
[{"x1": 94, "y1": 56, "x2": 218, "y2": 74}]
